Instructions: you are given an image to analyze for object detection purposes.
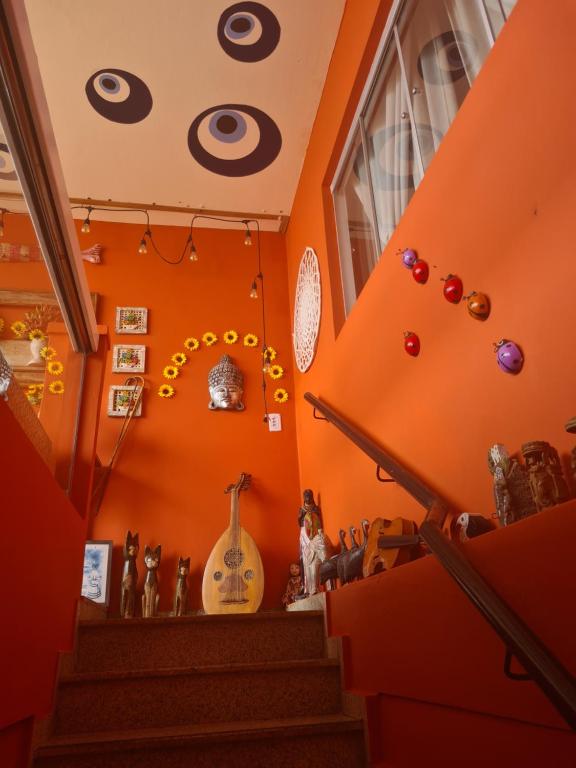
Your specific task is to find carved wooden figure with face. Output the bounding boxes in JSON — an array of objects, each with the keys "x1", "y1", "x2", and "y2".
[{"x1": 208, "y1": 354, "x2": 245, "y2": 411}]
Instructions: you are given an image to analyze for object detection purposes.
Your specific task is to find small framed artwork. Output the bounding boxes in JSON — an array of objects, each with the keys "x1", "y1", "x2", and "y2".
[
  {"x1": 108, "y1": 385, "x2": 143, "y2": 417},
  {"x1": 115, "y1": 306, "x2": 148, "y2": 334},
  {"x1": 112, "y1": 344, "x2": 146, "y2": 373},
  {"x1": 81, "y1": 540, "x2": 113, "y2": 606}
]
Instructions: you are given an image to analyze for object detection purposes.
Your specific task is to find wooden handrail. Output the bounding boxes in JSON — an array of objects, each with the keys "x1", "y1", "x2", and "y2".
[{"x1": 305, "y1": 392, "x2": 576, "y2": 730}]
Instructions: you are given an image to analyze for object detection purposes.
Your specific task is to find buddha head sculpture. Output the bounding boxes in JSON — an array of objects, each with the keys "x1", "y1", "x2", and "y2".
[{"x1": 208, "y1": 354, "x2": 245, "y2": 411}]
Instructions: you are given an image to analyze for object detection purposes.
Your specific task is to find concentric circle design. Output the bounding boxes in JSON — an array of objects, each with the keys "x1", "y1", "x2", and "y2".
[
  {"x1": 188, "y1": 103, "x2": 282, "y2": 176},
  {"x1": 218, "y1": 2, "x2": 280, "y2": 62},
  {"x1": 293, "y1": 247, "x2": 321, "y2": 373},
  {"x1": 0, "y1": 143, "x2": 17, "y2": 180},
  {"x1": 417, "y1": 31, "x2": 475, "y2": 84},
  {"x1": 224, "y1": 547, "x2": 245, "y2": 569},
  {"x1": 85, "y1": 68, "x2": 153, "y2": 123}
]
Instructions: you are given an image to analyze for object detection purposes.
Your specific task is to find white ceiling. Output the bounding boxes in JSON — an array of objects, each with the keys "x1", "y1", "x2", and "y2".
[{"x1": 14, "y1": 0, "x2": 346, "y2": 230}]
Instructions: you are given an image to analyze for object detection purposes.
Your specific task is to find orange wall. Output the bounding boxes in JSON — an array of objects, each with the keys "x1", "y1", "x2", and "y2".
[
  {"x1": 285, "y1": 0, "x2": 576, "y2": 540},
  {"x1": 80, "y1": 220, "x2": 301, "y2": 612}
]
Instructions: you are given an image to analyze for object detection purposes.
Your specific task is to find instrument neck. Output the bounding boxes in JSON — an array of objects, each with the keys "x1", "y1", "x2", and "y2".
[{"x1": 230, "y1": 490, "x2": 240, "y2": 543}]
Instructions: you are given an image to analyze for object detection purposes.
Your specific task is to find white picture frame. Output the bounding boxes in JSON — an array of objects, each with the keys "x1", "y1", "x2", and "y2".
[
  {"x1": 81, "y1": 540, "x2": 113, "y2": 606},
  {"x1": 115, "y1": 306, "x2": 148, "y2": 334},
  {"x1": 112, "y1": 344, "x2": 146, "y2": 373},
  {"x1": 107, "y1": 385, "x2": 143, "y2": 417}
]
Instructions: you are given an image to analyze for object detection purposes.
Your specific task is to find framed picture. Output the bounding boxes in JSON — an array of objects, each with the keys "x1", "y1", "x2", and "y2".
[
  {"x1": 108, "y1": 385, "x2": 143, "y2": 417},
  {"x1": 112, "y1": 344, "x2": 146, "y2": 373},
  {"x1": 81, "y1": 540, "x2": 113, "y2": 606},
  {"x1": 115, "y1": 306, "x2": 148, "y2": 334}
]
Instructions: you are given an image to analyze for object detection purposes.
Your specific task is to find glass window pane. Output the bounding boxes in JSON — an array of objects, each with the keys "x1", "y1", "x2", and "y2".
[
  {"x1": 334, "y1": 130, "x2": 379, "y2": 312},
  {"x1": 398, "y1": 0, "x2": 493, "y2": 169},
  {"x1": 364, "y1": 46, "x2": 421, "y2": 247}
]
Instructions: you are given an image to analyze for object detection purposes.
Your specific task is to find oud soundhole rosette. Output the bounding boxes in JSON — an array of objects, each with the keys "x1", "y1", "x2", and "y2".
[{"x1": 224, "y1": 547, "x2": 244, "y2": 568}]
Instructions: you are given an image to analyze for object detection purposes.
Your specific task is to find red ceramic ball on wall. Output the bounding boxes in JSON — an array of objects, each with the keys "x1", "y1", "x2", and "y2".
[
  {"x1": 404, "y1": 331, "x2": 420, "y2": 357},
  {"x1": 442, "y1": 274, "x2": 463, "y2": 304},
  {"x1": 412, "y1": 259, "x2": 429, "y2": 284}
]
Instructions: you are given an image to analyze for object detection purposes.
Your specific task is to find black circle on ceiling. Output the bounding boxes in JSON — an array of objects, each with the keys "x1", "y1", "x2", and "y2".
[
  {"x1": 218, "y1": 2, "x2": 281, "y2": 62},
  {"x1": 188, "y1": 103, "x2": 282, "y2": 177},
  {"x1": 85, "y1": 68, "x2": 153, "y2": 124}
]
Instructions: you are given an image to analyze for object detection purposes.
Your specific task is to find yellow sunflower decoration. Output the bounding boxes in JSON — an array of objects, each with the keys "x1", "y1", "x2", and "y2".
[
  {"x1": 28, "y1": 328, "x2": 45, "y2": 341},
  {"x1": 49, "y1": 380, "x2": 65, "y2": 395},
  {"x1": 47, "y1": 360, "x2": 64, "y2": 376},
  {"x1": 223, "y1": 329, "x2": 238, "y2": 345},
  {"x1": 264, "y1": 345, "x2": 277, "y2": 362},
  {"x1": 171, "y1": 352, "x2": 187, "y2": 366},
  {"x1": 268, "y1": 364, "x2": 284, "y2": 380},
  {"x1": 202, "y1": 331, "x2": 218, "y2": 346},
  {"x1": 163, "y1": 365, "x2": 179, "y2": 380},
  {"x1": 40, "y1": 346, "x2": 57, "y2": 360},
  {"x1": 184, "y1": 337, "x2": 200, "y2": 351},
  {"x1": 243, "y1": 333, "x2": 258, "y2": 348},
  {"x1": 11, "y1": 321, "x2": 26, "y2": 337},
  {"x1": 273, "y1": 388, "x2": 289, "y2": 404},
  {"x1": 158, "y1": 384, "x2": 175, "y2": 398}
]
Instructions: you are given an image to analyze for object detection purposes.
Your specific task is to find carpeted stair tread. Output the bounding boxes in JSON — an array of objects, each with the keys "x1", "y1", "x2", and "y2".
[
  {"x1": 75, "y1": 610, "x2": 327, "y2": 672},
  {"x1": 60, "y1": 657, "x2": 339, "y2": 684},
  {"x1": 38, "y1": 713, "x2": 364, "y2": 754}
]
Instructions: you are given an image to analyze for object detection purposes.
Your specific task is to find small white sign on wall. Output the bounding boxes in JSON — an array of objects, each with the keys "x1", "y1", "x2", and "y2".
[{"x1": 268, "y1": 413, "x2": 282, "y2": 432}]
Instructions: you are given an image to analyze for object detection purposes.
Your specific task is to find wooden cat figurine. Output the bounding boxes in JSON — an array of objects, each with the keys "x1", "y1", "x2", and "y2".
[
  {"x1": 173, "y1": 556, "x2": 190, "y2": 617},
  {"x1": 120, "y1": 531, "x2": 139, "y2": 618},
  {"x1": 142, "y1": 544, "x2": 161, "y2": 618}
]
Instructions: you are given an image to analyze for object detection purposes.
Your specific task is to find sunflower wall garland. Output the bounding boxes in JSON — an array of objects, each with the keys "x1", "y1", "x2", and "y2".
[{"x1": 156, "y1": 330, "x2": 290, "y2": 404}]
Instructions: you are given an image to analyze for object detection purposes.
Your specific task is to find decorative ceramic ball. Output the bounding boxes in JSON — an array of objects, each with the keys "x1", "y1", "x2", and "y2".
[
  {"x1": 494, "y1": 339, "x2": 524, "y2": 374},
  {"x1": 401, "y1": 248, "x2": 418, "y2": 269},
  {"x1": 412, "y1": 259, "x2": 429, "y2": 284},
  {"x1": 442, "y1": 274, "x2": 463, "y2": 304},
  {"x1": 466, "y1": 291, "x2": 491, "y2": 320},
  {"x1": 404, "y1": 331, "x2": 420, "y2": 357}
]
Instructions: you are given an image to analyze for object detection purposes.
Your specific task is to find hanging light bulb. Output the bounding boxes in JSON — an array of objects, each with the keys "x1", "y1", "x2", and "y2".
[
  {"x1": 0, "y1": 211, "x2": 4, "y2": 238},
  {"x1": 262, "y1": 347, "x2": 271, "y2": 373},
  {"x1": 189, "y1": 241, "x2": 198, "y2": 261},
  {"x1": 243, "y1": 222, "x2": 252, "y2": 246},
  {"x1": 81, "y1": 217, "x2": 91, "y2": 234},
  {"x1": 249, "y1": 280, "x2": 258, "y2": 299},
  {"x1": 138, "y1": 238, "x2": 147, "y2": 255}
]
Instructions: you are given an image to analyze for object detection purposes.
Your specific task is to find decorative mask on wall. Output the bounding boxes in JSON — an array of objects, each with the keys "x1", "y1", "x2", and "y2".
[{"x1": 208, "y1": 354, "x2": 245, "y2": 411}]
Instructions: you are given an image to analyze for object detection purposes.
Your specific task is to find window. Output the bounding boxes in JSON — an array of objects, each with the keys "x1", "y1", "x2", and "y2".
[{"x1": 332, "y1": 0, "x2": 517, "y2": 315}]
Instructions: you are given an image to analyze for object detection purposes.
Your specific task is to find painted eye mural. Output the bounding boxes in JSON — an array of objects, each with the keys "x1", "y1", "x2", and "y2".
[
  {"x1": 188, "y1": 104, "x2": 282, "y2": 177},
  {"x1": 218, "y1": 2, "x2": 280, "y2": 62},
  {"x1": 417, "y1": 31, "x2": 476, "y2": 85},
  {"x1": 0, "y1": 143, "x2": 17, "y2": 180},
  {"x1": 85, "y1": 69, "x2": 153, "y2": 124}
]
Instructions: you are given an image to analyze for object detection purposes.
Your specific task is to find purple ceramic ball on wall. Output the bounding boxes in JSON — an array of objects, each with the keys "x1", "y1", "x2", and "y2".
[
  {"x1": 494, "y1": 339, "x2": 524, "y2": 374},
  {"x1": 401, "y1": 248, "x2": 418, "y2": 269}
]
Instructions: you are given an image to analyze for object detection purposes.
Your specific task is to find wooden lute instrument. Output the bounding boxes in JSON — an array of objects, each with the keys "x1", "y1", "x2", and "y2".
[{"x1": 202, "y1": 473, "x2": 264, "y2": 614}]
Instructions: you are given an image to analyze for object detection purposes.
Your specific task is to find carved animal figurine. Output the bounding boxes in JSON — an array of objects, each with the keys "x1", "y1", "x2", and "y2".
[
  {"x1": 120, "y1": 530, "x2": 139, "y2": 618},
  {"x1": 341, "y1": 520, "x2": 370, "y2": 585},
  {"x1": 521, "y1": 441, "x2": 570, "y2": 511},
  {"x1": 452, "y1": 513, "x2": 495, "y2": 542},
  {"x1": 337, "y1": 526, "x2": 360, "y2": 586},
  {"x1": 488, "y1": 444, "x2": 537, "y2": 526},
  {"x1": 319, "y1": 528, "x2": 348, "y2": 590},
  {"x1": 173, "y1": 556, "x2": 190, "y2": 617},
  {"x1": 142, "y1": 545, "x2": 161, "y2": 618}
]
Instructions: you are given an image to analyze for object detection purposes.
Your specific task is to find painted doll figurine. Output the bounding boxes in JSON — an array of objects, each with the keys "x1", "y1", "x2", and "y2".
[
  {"x1": 173, "y1": 556, "x2": 190, "y2": 617},
  {"x1": 282, "y1": 562, "x2": 304, "y2": 608},
  {"x1": 120, "y1": 531, "x2": 139, "y2": 618}
]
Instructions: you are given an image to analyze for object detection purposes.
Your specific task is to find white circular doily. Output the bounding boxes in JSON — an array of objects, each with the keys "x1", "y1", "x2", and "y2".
[{"x1": 293, "y1": 247, "x2": 321, "y2": 373}]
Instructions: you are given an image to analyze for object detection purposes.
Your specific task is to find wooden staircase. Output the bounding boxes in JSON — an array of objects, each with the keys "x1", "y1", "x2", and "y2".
[{"x1": 33, "y1": 611, "x2": 367, "y2": 767}]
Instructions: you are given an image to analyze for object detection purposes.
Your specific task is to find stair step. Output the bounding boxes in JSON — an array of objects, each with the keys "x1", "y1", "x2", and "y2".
[
  {"x1": 53, "y1": 659, "x2": 343, "y2": 736},
  {"x1": 35, "y1": 715, "x2": 365, "y2": 767},
  {"x1": 74, "y1": 610, "x2": 326, "y2": 673}
]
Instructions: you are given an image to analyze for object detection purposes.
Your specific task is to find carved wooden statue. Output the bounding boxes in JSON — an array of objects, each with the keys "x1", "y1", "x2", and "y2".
[
  {"x1": 173, "y1": 556, "x2": 190, "y2": 617},
  {"x1": 298, "y1": 489, "x2": 332, "y2": 596},
  {"x1": 487, "y1": 444, "x2": 537, "y2": 526},
  {"x1": 521, "y1": 441, "x2": 570, "y2": 511},
  {"x1": 120, "y1": 530, "x2": 139, "y2": 618},
  {"x1": 142, "y1": 545, "x2": 161, "y2": 618},
  {"x1": 282, "y1": 562, "x2": 304, "y2": 608}
]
